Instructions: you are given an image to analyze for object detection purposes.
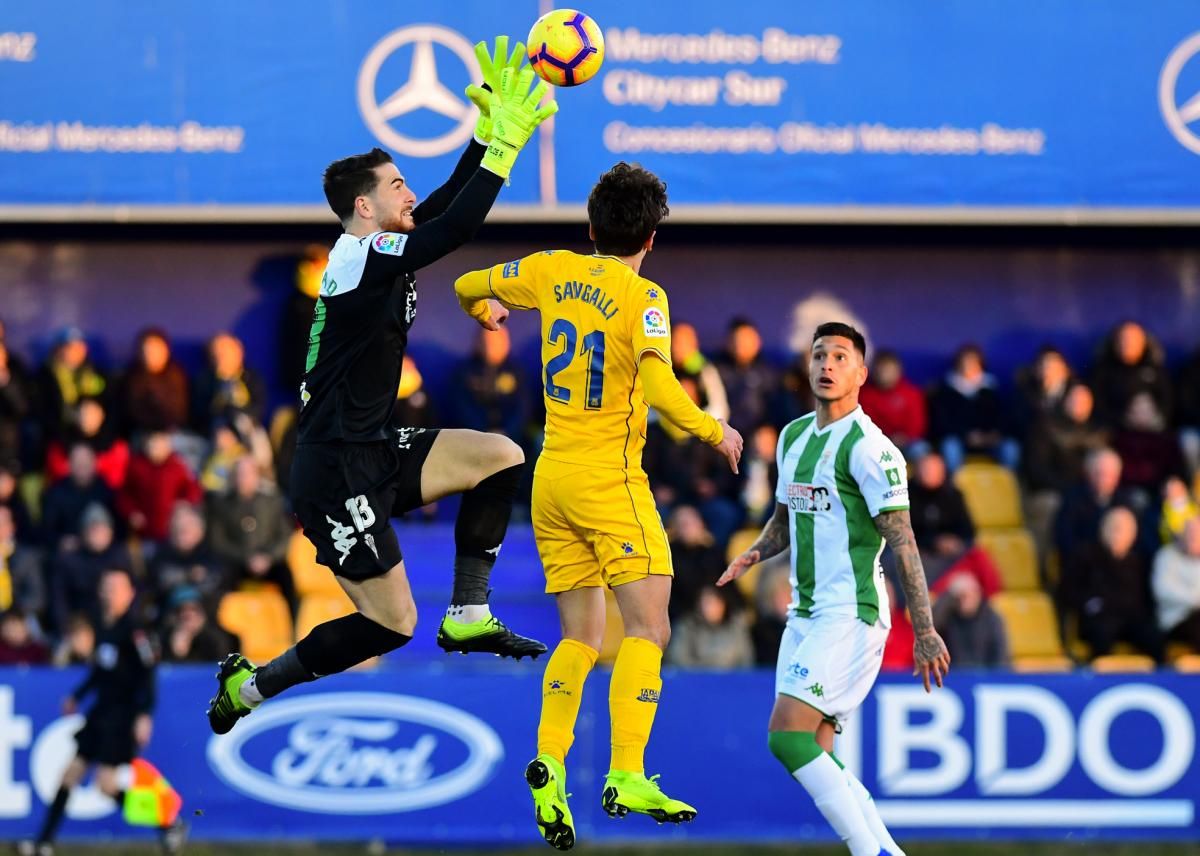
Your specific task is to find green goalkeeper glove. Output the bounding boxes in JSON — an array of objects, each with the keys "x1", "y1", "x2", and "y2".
[
  {"x1": 481, "y1": 67, "x2": 558, "y2": 181},
  {"x1": 465, "y1": 36, "x2": 525, "y2": 143}
]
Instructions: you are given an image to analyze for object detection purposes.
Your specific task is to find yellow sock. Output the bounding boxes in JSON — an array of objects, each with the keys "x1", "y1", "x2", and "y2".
[
  {"x1": 609, "y1": 636, "x2": 663, "y2": 774},
  {"x1": 537, "y1": 638, "x2": 599, "y2": 764}
]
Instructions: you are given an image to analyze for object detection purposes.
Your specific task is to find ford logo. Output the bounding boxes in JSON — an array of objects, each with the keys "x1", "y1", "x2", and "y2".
[{"x1": 206, "y1": 692, "x2": 504, "y2": 814}]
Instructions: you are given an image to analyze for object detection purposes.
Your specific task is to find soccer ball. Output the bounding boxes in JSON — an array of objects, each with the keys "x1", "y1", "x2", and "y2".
[{"x1": 527, "y1": 9, "x2": 605, "y2": 87}]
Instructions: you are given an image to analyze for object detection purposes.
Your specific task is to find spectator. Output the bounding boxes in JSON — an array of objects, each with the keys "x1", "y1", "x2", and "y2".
[
  {"x1": 881, "y1": 577, "x2": 915, "y2": 672},
  {"x1": 0, "y1": 609, "x2": 49, "y2": 665},
  {"x1": 452, "y1": 327, "x2": 528, "y2": 438},
  {"x1": 859, "y1": 350, "x2": 929, "y2": 458},
  {"x1": 51, "y1": 613, "x2": 94, "y2": 666},
  {"x1": 1160, "y1": 477, "x2": 1200, "y2": 543},
  {"x1": 148, "y1": 503, "x2": 227, "y2": 613},
  {"x1": 280, "y1": 243, "x2": 326, "y2": 394},
  {"x1": 666, "y1": 505, "x2": 725, "y2": 619},
  {"x1": 117, "y1": 328, "x2": 190, "y2": 435},
  {"x1": 392, "y1": 354, "x2": 438, "y2": 430},
  {"x1": 1152, "y1": 516, "x2": 1200, "y2": 650},
  {"x1": 0, "y1": 463, "x2": 34, "y2": 543},
  {"x1": 740, "y1": 424, "x2": 779, "y2": 526},
  {"x1": 44, "y1": 397, "x2": 129, "y2": 490},
  {"x1": 40, "y1": 444, "x2": 117, "y2": 552},
  {"x1": 160, "y1": 586, "x2": 239, "y2": 664},
  {"x1": 0, "y1": 338, "x2": 32, "y2": 469},
  {"x1": 37, "y1": 327, "x2": 108, "y2": 444},
  {"x1": 1113, "y1": 391, "x2": 1184, "y2": 501},
  {"x1": 1014, "y1": 346, "x2": 1074, "y2": 437},
  {"x1": 207, "y1": 456, "x2": 295, "y2": 614},
  {"x1": 666, "y1": 585, "x2": 753, "y2": 669},
  {"x1": 49, "y1": 503, "x2": 131, "y2": 634},
  {"x1": 644, "y1": 415, "x2": 743, "y2": 544},
  {"x1": 191, "y1": 332, "x2": 266, "y2": 433},
  {"x1": 1091, "y1": 320, "x2": 1173, "y2": 430},
  {"x1": 0, "y1": 505, "x2": 45, "y2": 625},
  {"x1": 715, "y1": 317, "x2": 778, "y2": 432},
  {"x1": 932, "y1": 573, "x2": 1010, "y2": 668},
  {"x1": 1177, "y1": 345, "x2": 1200, "y2": 477},
  {"x1": 199, "y1": 411, "x2": 274, "y2": 495},
  {"x1": 928, "y1": 344, "x2": 1019, "y2": 472},
  {"x1": 1061, "y1": 506, "x2": 1164, "y2": 662},
  {"x1": 1022, "y1": 383, "x2": 1109, "y2": 565},
  {"x1": 776, "y1": 348, "x2": 815, "y2": 426},
  {"x1": 1054, "y1": 447, "x2": 1142, "y2": 568},
  {"x1": 671, "y1": 322, "x2": 729, "y2": 422},
  {"x1": 750, "y1": 558, "x2": 792, "y2": 665},
  {"x1": 118, "y1": 431, "x2": 202, "y2": 545}
]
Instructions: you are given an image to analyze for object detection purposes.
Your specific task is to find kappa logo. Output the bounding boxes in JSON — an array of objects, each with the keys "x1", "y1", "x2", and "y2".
[
  {"x1": 395, "y1": 426, "x2": 426, "y2": 450},
  {"x1": 326, "y1": 515, "x2": 357, "y2": 566},
  {"x1": 807, "y1": 683, "x2": 825, "y2": 699},
  {"x1": 485, "y1": 545, "x2": 502, "y2": 557},
  {"x1": 880, "y1": 450, "x2": 894, "y2": 464},
  {"x1": 636, "y1": 689, "x2": 660, "y2": 704}
]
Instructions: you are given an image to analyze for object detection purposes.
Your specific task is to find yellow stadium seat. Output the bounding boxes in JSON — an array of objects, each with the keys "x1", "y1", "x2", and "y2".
[
  {"x1": 597, "y1": 587, "x2": 626, "y2": 665},
  {"x1": 296, "y1": 591, "x2": 357, "y2": 639},
  {"x1": 1166, "y1": 642, "x2": 1196, "y2": 664},
  {"x1": 989, "y1": 591, "x2": 1064, "y2": 660},
  {"x1": 1173, "y1": 654, "x2": 1200, "y2": 674},
  {"x1": 1090, "y1": 654, "x2": 1156, "y2": 674},
  {"x1": 977, "y1": 528, "x2": 1039, "y2": 591},
  {"x1": 218, "y1": 589, "x2": 294, "y2": 664},
  {"x1": 1011, "y1": 656, "x2": 1075, "y2": 673},
  {"x1": 954, "y1": 462, "x2": 1023, "y2": 529},
  {"x1": 288, "y1": 530, "x2": 343, "y2": 598},
  {"x1": 726, "y1": 528, "x2": 764, "y2": 600}
]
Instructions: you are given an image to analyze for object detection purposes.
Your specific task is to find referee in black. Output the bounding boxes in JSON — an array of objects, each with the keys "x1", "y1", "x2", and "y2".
[{"x1": 20, "y1": 568, "x2": 184, "y2": 855}]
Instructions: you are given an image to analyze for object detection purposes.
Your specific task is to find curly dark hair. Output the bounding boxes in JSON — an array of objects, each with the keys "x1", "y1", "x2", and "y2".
[
  {"x1": 587, "y1": 162, "x2": 670, "y2": 256},
  {"x1": 322, "y1": 147, "x2": 393, "y2": 223}
]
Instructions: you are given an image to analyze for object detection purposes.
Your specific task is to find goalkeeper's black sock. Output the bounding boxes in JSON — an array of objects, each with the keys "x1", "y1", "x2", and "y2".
[
  {"x1": 37, "y1": 785, "x2": 70, "y2": 844},
  {"x1": 451, "y1": 463, "x2": 522, "y2": 607}
]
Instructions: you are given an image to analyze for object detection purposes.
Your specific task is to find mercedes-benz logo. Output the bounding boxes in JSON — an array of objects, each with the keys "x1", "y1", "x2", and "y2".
[
  {"x1": 357, "y1": 25, "x2": 480, "y2": 158},
  {"x1": 1160, "y1": 32, "x2": 1200, "y2": 156}
]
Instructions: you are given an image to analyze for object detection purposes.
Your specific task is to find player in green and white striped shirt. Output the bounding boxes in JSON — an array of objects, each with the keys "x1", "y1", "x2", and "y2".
[{"x1": 719, "y1": 322, "x2": 950, "y2": 856}]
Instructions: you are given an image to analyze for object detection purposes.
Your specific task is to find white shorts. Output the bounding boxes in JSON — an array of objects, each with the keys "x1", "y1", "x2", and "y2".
[{"x1": 775, "y1": 613, "x2": 889, "y2": 724}]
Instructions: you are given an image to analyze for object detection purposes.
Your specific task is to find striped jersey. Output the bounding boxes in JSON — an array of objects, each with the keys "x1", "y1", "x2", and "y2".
[{"x1": 774, "y1": 406, "x2": 909, "y2": 626}]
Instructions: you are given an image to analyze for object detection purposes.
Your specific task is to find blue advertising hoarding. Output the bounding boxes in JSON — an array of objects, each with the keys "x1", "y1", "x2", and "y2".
[
  {"x1": 0, "y1": 666, "x2": 1196, "y2": 844},
  {"x1": 2, "y1": 2, "x2": 1200, "y2": 220}
]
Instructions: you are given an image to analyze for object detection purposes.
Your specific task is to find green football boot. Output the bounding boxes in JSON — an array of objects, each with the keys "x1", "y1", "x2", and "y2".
[
  {"x1": 601, "y1": 770, "x2": 697, "y2": 824},
  {"x1": 526, "y1": 754, "x2": 575, "y2": 850},
  {"x1": 437, "y1": 613, "x2": 547, "y2": 660},
  {"x1": 206, "y1": 653, "x2": 257, "y2": 735}
]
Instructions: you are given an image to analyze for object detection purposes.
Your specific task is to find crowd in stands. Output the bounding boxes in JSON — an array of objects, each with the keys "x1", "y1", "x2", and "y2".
[{"x1": 2, "y1": 307, "x2": 1199, "y2": 675}]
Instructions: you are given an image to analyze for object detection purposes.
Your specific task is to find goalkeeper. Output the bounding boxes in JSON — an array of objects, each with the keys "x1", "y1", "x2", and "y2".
[{"x1": 208, "y1": 39, "x2": 558, "y2": 735}]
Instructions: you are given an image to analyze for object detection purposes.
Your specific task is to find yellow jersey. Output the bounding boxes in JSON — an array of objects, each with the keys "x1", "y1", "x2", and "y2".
[{"x1": 482, "y1": 250, "x2": 673, "y2": 470}]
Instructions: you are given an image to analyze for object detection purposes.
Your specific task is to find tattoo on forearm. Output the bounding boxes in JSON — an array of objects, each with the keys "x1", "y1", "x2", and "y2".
[
  {"x1": 750, "y1": 503, "x2": 791, "y2": 561},
  {"x1": 874, "y1": 509, "x2": 937, "y2": 643}
]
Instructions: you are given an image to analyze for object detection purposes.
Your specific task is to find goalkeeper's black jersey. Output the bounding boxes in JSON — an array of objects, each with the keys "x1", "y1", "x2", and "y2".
[{"x1": 297, "y1": 141, "x2": 500, "y2": 445}]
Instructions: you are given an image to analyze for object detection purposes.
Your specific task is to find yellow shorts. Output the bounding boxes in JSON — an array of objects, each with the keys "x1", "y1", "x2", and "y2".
[{"x1": 532, "y1": 458, "x2": 673, "y2": 593}]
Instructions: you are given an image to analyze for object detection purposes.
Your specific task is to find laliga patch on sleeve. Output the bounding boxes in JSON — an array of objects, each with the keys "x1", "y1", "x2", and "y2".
[
  {"x1": 502, "y1": 259, "x2": 521, "y2": 278},
  {"x1": 642, "y1": 307, "x2": 668, "y2": 338},
  {"x1": 371, "y1": 232, "x2": 408, "y2": 256}
]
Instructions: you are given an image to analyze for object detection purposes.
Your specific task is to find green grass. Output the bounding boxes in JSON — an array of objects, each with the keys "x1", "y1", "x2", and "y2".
[{"x1": 49, "y1": 844, "x2": 1198, "y2": 855}]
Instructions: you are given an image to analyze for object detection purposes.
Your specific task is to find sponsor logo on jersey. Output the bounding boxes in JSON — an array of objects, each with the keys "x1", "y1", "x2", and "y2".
[
  {"x1": 372, "y1": 232, "x2": 408, "y2": 256},
  {"x1": 788, "y1": 664, "x2": 810, "y2": 679},
  {"x1": 885, "y1": 467, "x2": 902, "y2": 486},
  {"x1": 502, "y1": 259, "x2": 520, "y2": 278},
  {"x1": 207, "y1": 692, "x2": 503, "y2": 814},
  {"x1": 883, "y1": 487, "x2": 909, "y2": 501},
  {"x1": 787, "y1": 482, "x2": 832, "y2": 513},
  {"x1": 642, "y1": 307, "x2": 667, "y2": 338}
]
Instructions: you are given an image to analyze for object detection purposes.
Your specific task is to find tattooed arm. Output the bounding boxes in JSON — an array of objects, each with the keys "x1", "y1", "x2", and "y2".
[
  {"x1": 874, "y1": 508, "x2": 952, "y2": 692},
  {"x1": 717, "y1": 501, "x2": 789, "y2": 587}
]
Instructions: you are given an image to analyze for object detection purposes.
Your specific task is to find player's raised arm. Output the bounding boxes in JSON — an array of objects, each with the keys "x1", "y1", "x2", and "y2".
[
  {"x1": 455, "y1": 251, "x2": 546, "y2": 330},
  {"x1": 874, "y1": 508, "x2": 951, "y2": 692},
  {"x1": 413, "y1": 37, "x2": 526, "y2": 223},
  {"x1": 717, "y1": 500, "x2": 789, "y2": 587}
]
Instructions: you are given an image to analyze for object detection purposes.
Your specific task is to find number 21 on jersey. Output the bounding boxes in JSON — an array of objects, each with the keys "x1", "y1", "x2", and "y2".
[{"x1": 544, "y1": 318, "x2": 605, "y2": 409}]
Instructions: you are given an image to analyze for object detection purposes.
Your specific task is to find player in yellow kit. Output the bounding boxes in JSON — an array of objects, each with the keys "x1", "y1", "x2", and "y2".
[{"x1": 455, "y1": 163, "x2": 743, "y2": 849}]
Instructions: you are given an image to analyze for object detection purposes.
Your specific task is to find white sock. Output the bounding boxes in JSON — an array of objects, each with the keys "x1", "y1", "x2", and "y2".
[
  {"x1": 845, "y1": 767, "x2": 904, "y2": 856},
  {"x1": 792, "y1": 753, "x2": 881, "y2": 856},
  {"x1": 238, "y1": 675, "x2": 263, "y2": 707},
  {"x1": 446, "y1": 604, "x2": 492, "y2": 623}
]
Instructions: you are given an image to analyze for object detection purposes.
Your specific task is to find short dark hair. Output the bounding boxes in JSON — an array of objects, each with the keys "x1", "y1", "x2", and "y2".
[
  {"x1": 587, "y1": 162, "x2": 669, "y2": 256},
  {"x1": 813, "y1": 322, "x2": 867, "y2": 361},
  {"x1": 323, "y1": 147, "x2": 393, "y2": 223}
]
